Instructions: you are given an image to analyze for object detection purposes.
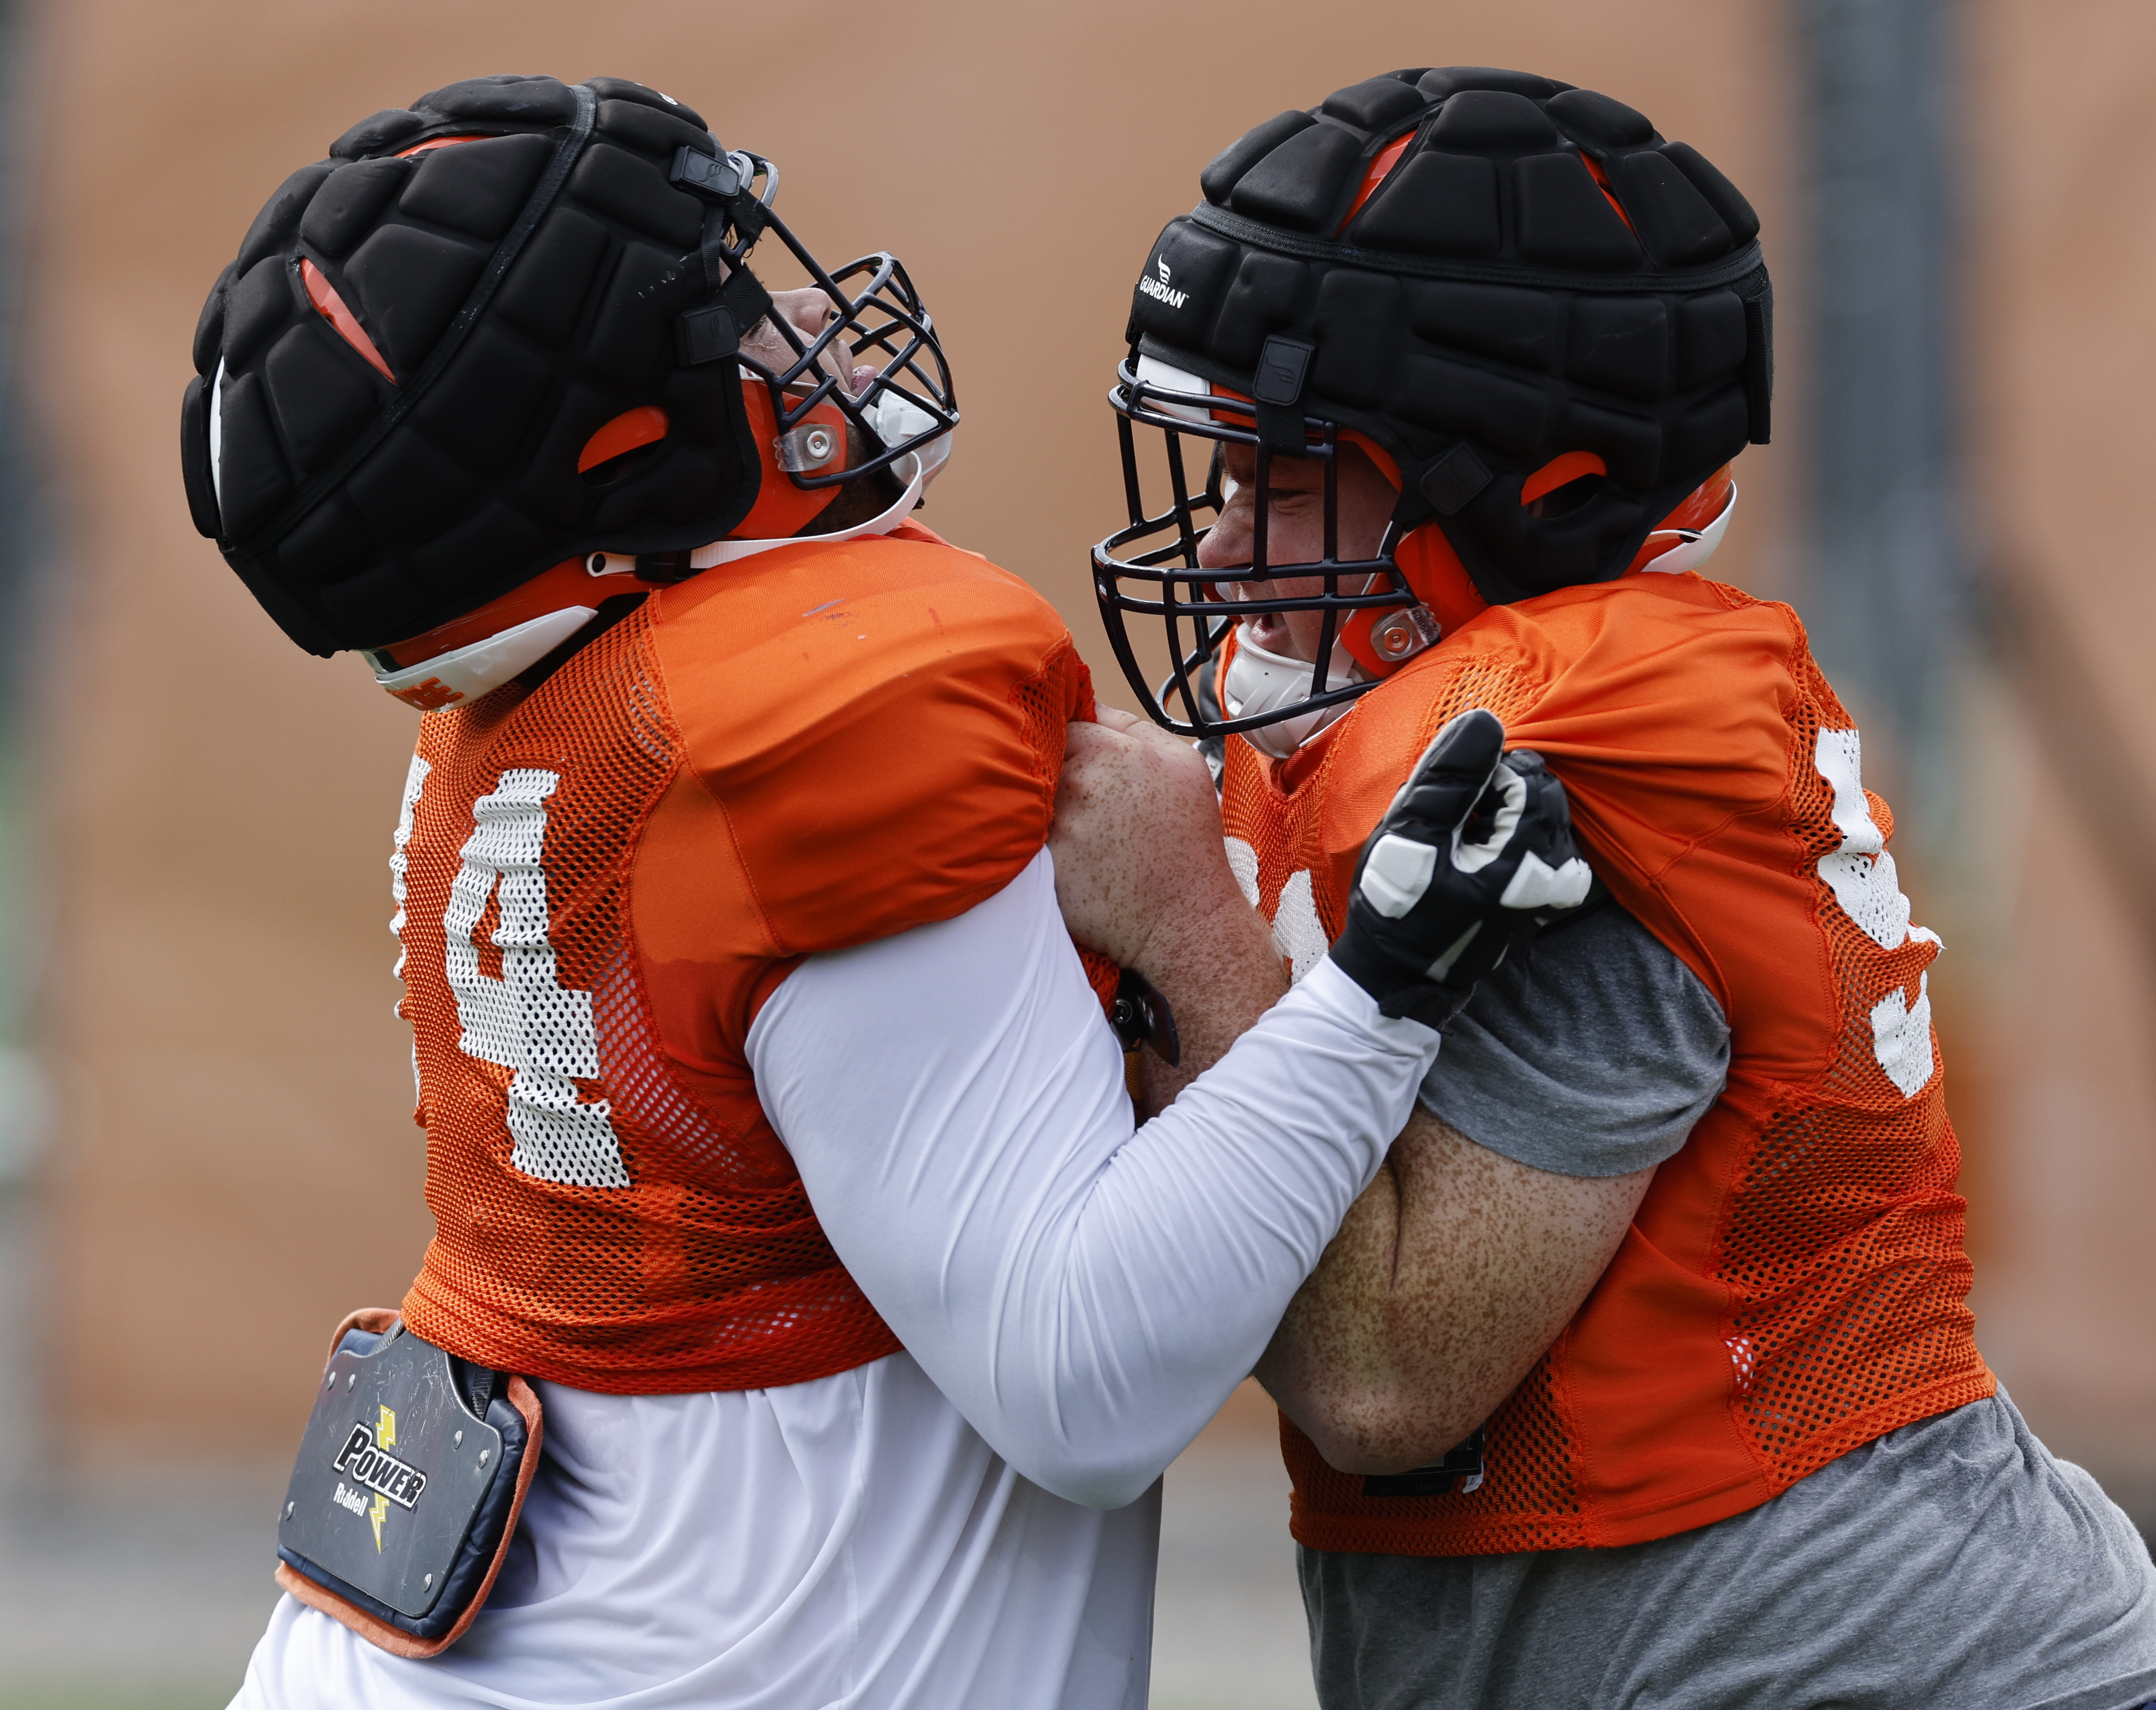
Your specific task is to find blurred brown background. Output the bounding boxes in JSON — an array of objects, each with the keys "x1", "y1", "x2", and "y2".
[{"x1": 0, "y1": 0, "x2": 2149, "y2": 1703}]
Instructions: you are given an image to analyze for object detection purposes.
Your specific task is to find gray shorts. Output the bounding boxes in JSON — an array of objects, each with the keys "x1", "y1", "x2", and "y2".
[{"x1": 1298, "y1": 1392, "x2": 2156, "y2": 1710}]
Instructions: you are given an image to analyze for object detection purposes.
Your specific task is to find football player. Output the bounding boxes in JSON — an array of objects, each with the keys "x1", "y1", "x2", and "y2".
[
  {"x1": 183, "y1": 74, "x2": 1590, "y2": 1708},
  {"x1": 1090, "y1": 64, "x2": 2156, "y2": 1708}
]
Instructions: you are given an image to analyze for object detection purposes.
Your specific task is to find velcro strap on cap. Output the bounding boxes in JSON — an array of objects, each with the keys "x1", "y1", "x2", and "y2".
[
  {"x1": 1253, "y1": 333, "x2": 1316, "y2": 456},
  {"x1": 670, "y1": 145, "x2": 766, "y2": 245},
  {"x1": 670, "y1": 145, "x2": 743, "y2": 200},
  {"x1": 1420, "y1": 442, "x2": 1494, "y2": 516},
  {"x1": 676, "y1": 304, "x2": 738, "y2": 366},
  {"x1": 675, "y1": 266, "x2": 773, "y2": 366},
  {"x1": 720, "y1": 265, "x2": 772, "y2": 339}
]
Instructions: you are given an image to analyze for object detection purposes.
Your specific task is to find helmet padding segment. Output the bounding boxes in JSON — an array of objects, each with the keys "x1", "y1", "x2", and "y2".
[
  {"x1": 181, "y1": 76, "x2": 762, "y2": 655},
  {"x1": 1131, "y1": 66, "x2": 1772, "y2": 604}
]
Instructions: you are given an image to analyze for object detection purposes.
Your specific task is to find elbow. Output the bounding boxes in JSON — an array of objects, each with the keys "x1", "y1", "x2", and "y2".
[
  {"x1": 1306, "y1": 1422, "x2": 1464, "y2": 1480},
  {"x1": 1280, "y1": 1387, "x2": 1484, "y2": 1480},
  {"x1": 1016, "y1": 1444, "x2": 1164, "y2": 1512}
]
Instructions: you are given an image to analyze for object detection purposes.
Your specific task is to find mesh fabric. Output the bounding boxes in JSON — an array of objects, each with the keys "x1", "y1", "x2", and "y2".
[
  {"x1": 1225, "y1": 574, "x2": 1989, "y2": 1554},
  {"x1": 1719, "y1": 661, "x2": 1983, "y2": 1485},
  {"x1": 397, "y1": 604, "x2": 899, "y2": 1391}
]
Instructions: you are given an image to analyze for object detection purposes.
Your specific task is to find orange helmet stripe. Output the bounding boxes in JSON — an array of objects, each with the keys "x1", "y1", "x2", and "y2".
[
  {"x1": 1521, "y1": 450, "x2": 1608, "y2": 504},
  {"x1": 1579, "y1": 153, "x2": 1638, "y2": 234},
  {"x1": 1341, "y1": 132, "x2": 1414, "y2": 228},
  {"x1": 393, "y1": 133, "x2": 492, "y2": 159},
  {"x1": 300, "y1": 257, "x2": 394, "y2": 382},
  {"x1": 579, "y1": 405, "x2": 669, "y2": 472}
]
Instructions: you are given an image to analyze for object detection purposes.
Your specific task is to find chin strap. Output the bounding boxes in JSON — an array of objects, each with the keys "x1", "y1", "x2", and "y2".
[
  {"x1": 580, "y1": 446, "x2": 931, "y2": 579},
  {"x1": 1221, "y1": 625, "x2": 1367, "y2": 761},
  {"x1": 688, "y1": 446, "x2": 929, "y2": 570}
]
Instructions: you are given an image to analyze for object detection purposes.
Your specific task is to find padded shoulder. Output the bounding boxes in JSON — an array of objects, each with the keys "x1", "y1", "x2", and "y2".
[
  {"x1": 1460, "y1": 576, "x2": 1800, "y2": 831},
  {"x1": 649, "y1": 534, "x2": 1092, "y2": 954},
  {"x1": 1327, "y1": 576, "x2": 1798, "y2": 856},
  {"x1": 1298, "y1": 575, "x2": 1811, "y2": 1017}
]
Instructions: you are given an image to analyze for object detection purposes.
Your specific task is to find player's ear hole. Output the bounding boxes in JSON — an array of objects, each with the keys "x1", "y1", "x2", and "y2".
[
  {"x1": 578, "y1": 406, "x2": 669, "y2": 486},
  {"x1": 1521, "y1": 450, "x2": 1608, "y2": 520}
]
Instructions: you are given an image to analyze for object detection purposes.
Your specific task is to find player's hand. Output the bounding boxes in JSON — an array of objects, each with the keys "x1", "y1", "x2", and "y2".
[
  {"x1": 1329, "y1": 709, "x2": 1593, "y2": 1028},
  {"x1": 1051, "y1": 706, "x2": 1241, "y2": 976}
]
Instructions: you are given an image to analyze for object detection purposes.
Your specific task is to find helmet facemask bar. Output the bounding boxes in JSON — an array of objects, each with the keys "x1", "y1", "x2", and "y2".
[
  {"x1": 1093, "y1": 354, "x2": 1414, "y2": 742},
  {"x1": 718, "y1": 152, "x2": 957, "y2": 490}
]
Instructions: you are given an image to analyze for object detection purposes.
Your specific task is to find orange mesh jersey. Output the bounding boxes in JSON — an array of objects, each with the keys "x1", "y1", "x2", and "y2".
[
  {"x1": 1222, "y1": 571, "x2": 1993, "y2": 1554},
  {"x1": 390, "y1": 523, "x2": 1094, "y2": 1393}
]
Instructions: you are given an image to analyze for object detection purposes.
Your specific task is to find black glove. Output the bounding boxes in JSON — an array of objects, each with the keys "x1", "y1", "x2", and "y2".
[{"x1": 1328, "y1": 708, "x2": 1593, "y2": 1028}]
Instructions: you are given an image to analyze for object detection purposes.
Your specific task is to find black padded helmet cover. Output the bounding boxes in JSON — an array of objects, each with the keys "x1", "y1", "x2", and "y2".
[
  {"x1": 181, "y1": 75, "x2": 765, "y2": 655},
  {"x1": 1129, "y1": 66, "x2": 1773, "y2": 602}
]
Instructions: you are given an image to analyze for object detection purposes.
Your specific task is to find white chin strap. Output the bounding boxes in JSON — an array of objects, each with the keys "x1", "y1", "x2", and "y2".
[
  {"x1": 1221, "y1": 626, "x2": 1366, "y2": 761},
  {"x1": 368, "y1": 448, "x2": 933, "y2": 709},
  {"x1": 1637, "y1": 481, "x2": 1737, "y2": 575}
]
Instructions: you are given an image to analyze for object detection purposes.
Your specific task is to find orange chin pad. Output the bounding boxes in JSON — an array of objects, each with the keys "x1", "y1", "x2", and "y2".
[
  {"x1": 1337, "y1": 520, "x2": 1491, "y2": 675},
  {"x1": 1336, "y1": 602, "x2": 1402, "y2": 677}
]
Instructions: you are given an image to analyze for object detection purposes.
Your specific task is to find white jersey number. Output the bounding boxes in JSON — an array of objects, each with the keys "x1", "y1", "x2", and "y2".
[
  {"x1": 1225, "y1": 725, "x2": 1941, "y2": 1103},
  {"x1": 394, "y1": 758, "x2": 630, "y2": 1188},
  {"x1": 1223, "y1": 837, "x2": 1329, "y2": 984},
  {"x1": 1813, "y1": 729, "x2": 1940, "y2": 1099}
]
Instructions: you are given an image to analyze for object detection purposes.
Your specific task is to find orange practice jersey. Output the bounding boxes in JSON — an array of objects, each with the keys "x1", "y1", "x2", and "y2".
[
  {"x1": 389, "y1": 523, "x2": 1094, "y2": 1393},
  {"x1": 1222, "y1": 571, "x2": 1992, "y2": 1554}
]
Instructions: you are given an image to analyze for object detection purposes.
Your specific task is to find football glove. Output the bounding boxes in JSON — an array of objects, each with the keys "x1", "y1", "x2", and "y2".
[{"x1": 1328, "y1": 708, "x2": 1595, "y2": 1028}]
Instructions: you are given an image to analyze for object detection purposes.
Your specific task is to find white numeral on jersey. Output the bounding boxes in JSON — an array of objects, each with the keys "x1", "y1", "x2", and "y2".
[
  {"x1": 1223, "y1": 837, "x2": 1330, "y2": 984},
  {"x1": 1813, "y1": 729, "x2": 1939, "y2": 1097},
  {"x1": 391, "y1": 754, "x2": 432, "y2": 1105},
  {"x1": 442, "y1": 768, "x2": 629, "y2": 1188}
]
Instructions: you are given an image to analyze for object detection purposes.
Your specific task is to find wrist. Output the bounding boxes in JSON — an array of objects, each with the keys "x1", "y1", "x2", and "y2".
[{"x1": 1327, "y1": 935, "x2": 1470, "y2": 1029}]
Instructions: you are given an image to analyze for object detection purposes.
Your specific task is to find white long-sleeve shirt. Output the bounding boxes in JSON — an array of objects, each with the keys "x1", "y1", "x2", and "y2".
[{"x1": 234, "y1": 850, "x2": 1439, "y2": 1710}]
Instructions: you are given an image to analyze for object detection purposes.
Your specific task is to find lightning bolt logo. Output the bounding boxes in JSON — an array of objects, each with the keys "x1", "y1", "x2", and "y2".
[{"x1": 371, "y1": 1406, "x2": 397, "y2": 1549}]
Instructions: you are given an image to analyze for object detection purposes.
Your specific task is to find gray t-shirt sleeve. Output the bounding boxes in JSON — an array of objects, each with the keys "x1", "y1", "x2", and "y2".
[{"x1": 1417, "y1": 902, "x2": 1729, "y2": 1178}]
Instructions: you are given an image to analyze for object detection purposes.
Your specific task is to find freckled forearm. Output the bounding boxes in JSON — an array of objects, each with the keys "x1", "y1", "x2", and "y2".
[
  {"x1": 1133, "y1": 896, "x2": 1286, "y2": 1115},
  {"x1": 1253, "y1": 1157, "x2": 1454, "y2": 1474},
  {"x1": 1257, "y1": 1110, "x2": 1655, "y2": 1474}
]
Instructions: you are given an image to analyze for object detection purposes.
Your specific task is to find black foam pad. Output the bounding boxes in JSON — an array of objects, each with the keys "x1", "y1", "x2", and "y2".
[
  {"x1": 1125, "y1": 65, "x2": 1773, "y2": 602},
  {"x1": 1320, "y1": 75, "x2": 1428, "y2": 130},
  {"x1": 1349, "y1": 152, "x2": 1499, "y2": 256},
  {"x1": 1229, "y1": 122, "x2": 1367, "y2": 232},
  {"x1": 1428, "y1": 89, "x2": 1565, "y2": 153},
  {"x1": 1200, "y1": 111, "x2": 1315, "y2": 205},
  {"x1": 1545, "y1": 88, "x2": 1653, "y2": 149},
  {"x1": 1609, "y1": 150, "x2": 1733, "y2": 266},
  {"x1": 1512, "y1": 152, "x2": 1642, "y2": 268},
  {"x1": 299, "y1": 158, "x2": 409, "y2": 259}
]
